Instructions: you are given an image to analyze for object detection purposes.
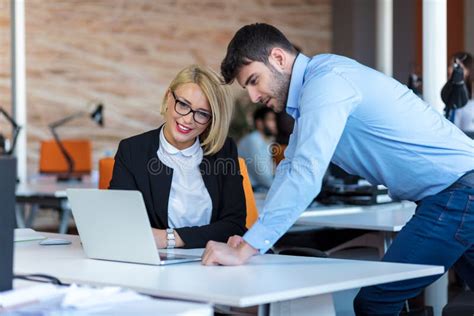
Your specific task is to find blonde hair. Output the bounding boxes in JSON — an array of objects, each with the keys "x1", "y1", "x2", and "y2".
[{"x1": 160, "y1": 65, "x2": 233, "y2": 155}]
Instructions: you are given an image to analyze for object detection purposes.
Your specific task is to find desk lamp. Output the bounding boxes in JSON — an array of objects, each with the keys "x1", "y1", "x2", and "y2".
[
  {"x1": 0, "y1": 107, "x2": 21, "y2": 156},
  {"x1": 441, "y1": 61, "x2": 470, "y2": 122},
  {"x1": 49, "y1": 103, "x2": 104, "y2": 181}
]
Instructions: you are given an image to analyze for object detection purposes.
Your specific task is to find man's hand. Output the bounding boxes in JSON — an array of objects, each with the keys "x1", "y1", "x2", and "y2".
[
  {"x1": 201, "y1": 239, "x2": 258, "y2": 266},
  {"x1": 227, "y1": 235, "x2": 245, "y2": 248}
]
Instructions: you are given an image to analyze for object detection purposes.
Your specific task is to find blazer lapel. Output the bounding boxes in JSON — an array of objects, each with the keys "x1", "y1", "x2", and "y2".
[
  {"x1": 200, "y1": 155, "x2": 219, "y2": 222},
  {"x1": 147, "y1": 126, "x2": 173, "y2": 228}
]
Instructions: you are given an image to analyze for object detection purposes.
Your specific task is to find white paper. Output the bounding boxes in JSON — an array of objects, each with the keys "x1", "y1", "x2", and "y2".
[
  {"x1": 61, "y1": 284, "x2": 147, "y2": 309},
  {"x1": 14, "y1": 228, "x2": 46, "y2": 242},
  {"x1": 0, "y1": 283, "x2": 66, "y2": 309}
]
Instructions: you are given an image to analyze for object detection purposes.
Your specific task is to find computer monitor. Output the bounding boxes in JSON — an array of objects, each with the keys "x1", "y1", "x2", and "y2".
[{"x1": 0, "y1": 157, "x2": 16, "y2": 291}]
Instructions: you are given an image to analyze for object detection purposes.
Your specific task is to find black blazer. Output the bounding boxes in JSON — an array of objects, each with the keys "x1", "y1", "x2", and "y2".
[{"x1": 109, "y1": 126, "x2": 247, "y2": 248}]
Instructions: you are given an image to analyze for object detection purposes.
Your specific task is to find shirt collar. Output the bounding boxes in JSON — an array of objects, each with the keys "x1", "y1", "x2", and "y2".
[
  {"x1": 286, "y1": 53, "x2": 311, "y2": 118},
  {"x1": 159, "y1": 126, "x2": 201, "y2": 157}
]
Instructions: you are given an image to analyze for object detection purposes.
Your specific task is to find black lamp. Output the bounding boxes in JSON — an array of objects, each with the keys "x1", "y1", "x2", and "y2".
[
  {"x1": 0, "y1": 107, "x2": 21, "y2": 156},
  {"x1": 49, "y1": 103, "x2": 104, "y2": 181},
  {"x1": 441, "y1": 61, "x2": 470, "y2": 122}
]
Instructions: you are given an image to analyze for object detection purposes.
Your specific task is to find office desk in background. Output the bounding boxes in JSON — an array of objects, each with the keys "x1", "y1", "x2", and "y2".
[
  {"x1": 15, "y1": 176, "x2": 96, "y2": 234},
  {"x1": 296, "y1": 201, "x2": 416, "y2": 252},
  {"x1": 15, "y1": 233, "x2": 443, "y2": 316}
]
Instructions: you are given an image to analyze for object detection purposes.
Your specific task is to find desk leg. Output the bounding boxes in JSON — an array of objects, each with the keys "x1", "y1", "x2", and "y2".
[
  {"x1": 424, "y1": 273, "x2": 447, "y2": 316},
  {"x1": 258, "y1": 303, "x2": 269, "y2": 316},
  {"x1": 59, "y1": 200, "x2": 71, "y2": 234},
  {"x1": 382, "y1": 231, "x2": 393, "y2": 254},
  {"x1": 261, "y1": 294, "x2": 335, "y2": 316},
  {"x1": 15, "y1": 204, "x2": 26, "y2": 228},
  {"x1": 25, "y1": 204, "x2": 38, "y2": 227}
]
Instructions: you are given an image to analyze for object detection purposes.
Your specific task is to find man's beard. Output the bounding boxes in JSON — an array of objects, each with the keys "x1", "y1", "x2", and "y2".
[{"x1": 269, "y1": 65, "x2": 291, "y2": 113}]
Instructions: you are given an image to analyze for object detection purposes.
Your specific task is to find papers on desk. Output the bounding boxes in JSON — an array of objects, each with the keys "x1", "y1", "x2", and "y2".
[
  {"x1": 0, "y1": 283, "x2": 145, "y2": 311},
  {"x1": 14, "y1": 228, "x2": 46, "y2": 242},
  {"x1": 0, "y1": 283, "x2": 66, "y2": 310},
  {"x1": 0, "y1": 283, "x2": 212, "y2": 315},
  {"x1": 62, "y1": 284, "x2": 147, "y2": 309}
]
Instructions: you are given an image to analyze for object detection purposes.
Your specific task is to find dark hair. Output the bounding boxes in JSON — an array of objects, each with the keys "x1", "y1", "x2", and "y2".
[
  {"x1": 451, "y1": 51, "x2": 473, "y2": 97},
  {"x1": 253, "y1": 107, "x2": 274, "y2": 126},
  {"x1": 221, "y1": 23, "x2": 297, "y2": 84}
]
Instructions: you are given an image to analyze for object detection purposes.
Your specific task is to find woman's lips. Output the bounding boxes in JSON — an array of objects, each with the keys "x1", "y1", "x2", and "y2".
[{"x1": 176, "y1": 122, "x2": 192, "y2": 134}]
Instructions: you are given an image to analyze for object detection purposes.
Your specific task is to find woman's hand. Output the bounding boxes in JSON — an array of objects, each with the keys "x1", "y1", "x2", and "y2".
[{"x1": 152, "y1": 229, "x2": 168, "y2": 248}]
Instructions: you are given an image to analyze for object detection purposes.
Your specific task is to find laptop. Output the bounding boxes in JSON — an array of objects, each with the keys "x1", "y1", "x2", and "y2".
[{"x1": 67, "y1": 189, "x2": 201, "y2": 265}]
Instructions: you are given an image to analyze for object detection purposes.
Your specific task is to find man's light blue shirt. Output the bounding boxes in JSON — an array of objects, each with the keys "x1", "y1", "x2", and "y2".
[{"x1": 243, "y1": 53, "x2": 474, "y2": 254}]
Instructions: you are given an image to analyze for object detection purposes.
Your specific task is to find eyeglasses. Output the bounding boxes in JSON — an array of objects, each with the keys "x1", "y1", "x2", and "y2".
[{"x1": 171, "y1": 91, "x2": 212, "y2": 125}]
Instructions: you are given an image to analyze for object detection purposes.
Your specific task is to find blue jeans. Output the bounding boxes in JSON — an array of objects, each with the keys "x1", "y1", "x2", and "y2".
[{"x1": 354, "y1": 171, "x2": 474, "y2": 315}]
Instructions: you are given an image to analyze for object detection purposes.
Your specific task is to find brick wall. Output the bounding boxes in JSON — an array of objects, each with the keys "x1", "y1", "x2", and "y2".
[{"x1": 0, "y1": 0, "x2": 331, "y2": 174}]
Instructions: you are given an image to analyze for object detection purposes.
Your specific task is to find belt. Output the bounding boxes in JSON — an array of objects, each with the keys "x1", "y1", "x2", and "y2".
[{"x1": 446, "y1": 169, "x2": 474, "y2": 191}]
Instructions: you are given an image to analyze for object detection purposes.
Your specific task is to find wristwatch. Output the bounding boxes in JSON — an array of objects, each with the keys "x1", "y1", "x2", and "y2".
[{"x1": 166, "y1": 228, "x2": 175, "y2": 249}]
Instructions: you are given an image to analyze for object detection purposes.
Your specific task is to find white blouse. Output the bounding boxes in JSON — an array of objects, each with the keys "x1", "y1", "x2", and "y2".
[
  {"x1": 157, "y1": 128, "x2": 212, "y2": 228},
  {"x1": 454, "y1": 99, "x2": 474, "y2": 132}
]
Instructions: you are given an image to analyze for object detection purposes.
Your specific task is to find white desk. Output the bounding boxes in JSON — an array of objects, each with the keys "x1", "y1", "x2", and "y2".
[
  {"x1": 14, "y1": 233, "x2": 443, "y2": 316},
  {"x1": 15, "y1": 176, "x2": 96, "y2": 233}
]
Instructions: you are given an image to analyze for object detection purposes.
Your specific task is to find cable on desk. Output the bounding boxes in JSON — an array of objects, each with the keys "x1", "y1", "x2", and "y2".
[{"x1": 14, "y1": 274, "x2": 66, "y2": 286}]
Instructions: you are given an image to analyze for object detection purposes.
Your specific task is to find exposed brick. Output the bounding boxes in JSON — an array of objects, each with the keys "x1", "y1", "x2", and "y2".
[{"x1": 0, "y1": 0, "x2": 331, "y2": 174}]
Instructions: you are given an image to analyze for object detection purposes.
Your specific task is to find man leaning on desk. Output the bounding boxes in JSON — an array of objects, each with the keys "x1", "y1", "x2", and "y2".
[{"x1": 201, "y1": 23, "x2": 474, "y2": 315}]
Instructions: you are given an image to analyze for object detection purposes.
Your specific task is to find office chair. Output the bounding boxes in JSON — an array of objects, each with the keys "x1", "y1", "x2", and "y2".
[
  {"x1": 238, "y1": 158, "x2": 259, "y2": 229},
  {"x1": 98, "y1": 157, "x2": 115, "y2": 190},
  {"x1": 17, "y1": 140, "x2": 93, "y2": 231},
  {"x1": 272, "y1": 144, "x2": 287, "y2": 166},
  {"x1": 39, "y1": 139, "x2": 92, "y2": 176}
]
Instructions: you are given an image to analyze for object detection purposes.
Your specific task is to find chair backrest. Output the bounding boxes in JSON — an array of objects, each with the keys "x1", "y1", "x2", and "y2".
[
  {"x1": 99, "y1": 157, "x2": 115, "y2": 189},
  {"x1": 273, "y1": 144, "x2": 287, "y2": 166},
  {"x1": 97, "y1": 156, "x2": 258, "y2": 227},
  {"x1": 39, "y1": 139, "x2": 92, "y2": 174},
  {"x1": 238, "y1": 158, "x2": 258, "y2": 229}
]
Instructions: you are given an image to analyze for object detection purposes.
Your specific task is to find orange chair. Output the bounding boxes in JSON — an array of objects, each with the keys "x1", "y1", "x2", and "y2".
[
  {"x1": 238, "y1": 158, "x2": 259, "y2": 229},
  {"x1": 39, "y1": 139, "x2": 92, "y2": 175},
  {"x1": 98, "y1": 157, "x2": 115, "y2": 189},
  {"x1": 273, "y1": 144, "x2": 287, "y2": 166},
  {"x1": 98, "y1": 157, "x2": 258, "y2": 228}
]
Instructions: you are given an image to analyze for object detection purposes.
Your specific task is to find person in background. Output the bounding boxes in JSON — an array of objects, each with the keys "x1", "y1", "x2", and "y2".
[
  {"x1": 201, "y1": 23, "x2": 474, "y2": 316},
  {"x1": 274, "y1": 111, "x2": 294, "y2": 146},
  {"x1": 238, "y1": 107, "x2": 278, "y2": 191},
  {"x1": 449, "y1": 52, "x2": 474, "y2": 134},
  {"x1": 109, "y1": 65, "x2": 246, "y2": 249}
]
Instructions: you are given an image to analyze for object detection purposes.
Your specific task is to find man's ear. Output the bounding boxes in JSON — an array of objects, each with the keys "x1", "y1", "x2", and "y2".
[{"x1": 269, "y1": 47, "x2": 289, "y2": 72}]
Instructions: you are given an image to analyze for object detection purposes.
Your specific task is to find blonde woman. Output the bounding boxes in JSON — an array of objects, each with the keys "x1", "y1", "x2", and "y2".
[{"x1": 110, "y1": 65, "x2": 246, "y2": 249}]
